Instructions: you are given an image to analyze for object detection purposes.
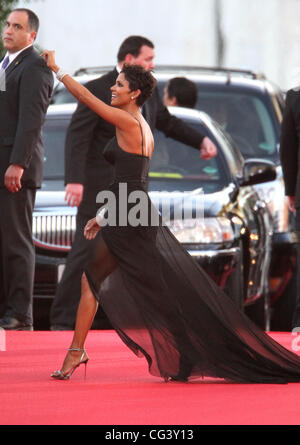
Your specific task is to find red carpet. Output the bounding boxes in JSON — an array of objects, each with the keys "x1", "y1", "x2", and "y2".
[{"x1": 1, "y1": 330, "x2": 300, "y2": 425}]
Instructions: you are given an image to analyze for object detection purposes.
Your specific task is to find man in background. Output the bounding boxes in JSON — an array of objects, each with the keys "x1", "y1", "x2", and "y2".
[{"x1": 163, "y1": 76, "x2": 198, "y2": 109}]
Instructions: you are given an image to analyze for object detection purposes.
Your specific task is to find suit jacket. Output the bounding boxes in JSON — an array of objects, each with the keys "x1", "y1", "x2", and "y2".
[
  {"x1": 65, "y1": 68, "x2": 205, "y2": 214},
  {"x1": 280, "y1": 88, "x2": 300, "y2": 207},
  {"x1": 0, "y1": 46, "x2": 53, "y2": 188}
]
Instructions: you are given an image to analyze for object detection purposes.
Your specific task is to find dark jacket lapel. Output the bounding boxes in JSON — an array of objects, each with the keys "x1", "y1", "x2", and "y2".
[{"x1": 5, "y1": 45, "x2": 35, "y2": 77}]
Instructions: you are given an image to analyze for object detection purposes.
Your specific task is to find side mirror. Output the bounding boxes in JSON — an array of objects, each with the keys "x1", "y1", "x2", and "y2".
[{"x1": 241, "y1": 158, "x2": 277, "y2": 186}]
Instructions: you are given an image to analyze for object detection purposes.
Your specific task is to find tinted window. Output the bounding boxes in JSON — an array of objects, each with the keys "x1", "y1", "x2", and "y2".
[
  {"x1": 149, "y1": 122, "x2": 231, "y2": 194},
  {"x1": 196, "y1": 91, "x2": 278, "y2": 161},
  {"x1": 158, "y1": 81, "x2": 279, "y2": 162},
  {"x1": 51, "y1": 85, "x2": 77, "y2": 105},
  {"x1": 42, "y1": 118, "x2": 70, "y2": 179}
]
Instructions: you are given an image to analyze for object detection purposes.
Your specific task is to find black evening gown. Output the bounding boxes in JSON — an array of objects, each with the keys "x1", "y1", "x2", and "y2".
[{"x1": 85, "y1": 134, "x2": 300, "y2": 383}]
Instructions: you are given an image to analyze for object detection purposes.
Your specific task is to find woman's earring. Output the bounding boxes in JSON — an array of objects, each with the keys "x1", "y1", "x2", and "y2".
[{"x1": 131, "y1": 96, "x2": 134, "y2": 100}]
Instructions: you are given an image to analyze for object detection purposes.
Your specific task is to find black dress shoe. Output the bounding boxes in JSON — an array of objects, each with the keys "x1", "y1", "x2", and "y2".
[{"x1": 0, "y1": 317, "x2": 33, "y2": 331}]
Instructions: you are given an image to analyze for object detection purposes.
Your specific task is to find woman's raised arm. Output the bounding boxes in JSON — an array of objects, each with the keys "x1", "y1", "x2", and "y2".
[{"x1": 41, "y1": 50, "x2": 133, "y2": 131}]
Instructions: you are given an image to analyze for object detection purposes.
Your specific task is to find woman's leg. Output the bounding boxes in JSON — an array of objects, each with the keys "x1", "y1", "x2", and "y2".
[
  {"x1": 71, "y1": 272, "x2": 99, "y2": 349},
  {"x1": 52, "y1": 233, "x2": 118, "y2": 376},
  {"x1": 51, "y1": 273, "x2": 97, "y2": 376}
]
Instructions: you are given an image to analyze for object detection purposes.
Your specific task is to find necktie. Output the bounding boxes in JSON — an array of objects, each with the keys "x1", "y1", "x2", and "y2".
[{"x1": 1, "y1": 56, "x2": 9, "y2": 71}]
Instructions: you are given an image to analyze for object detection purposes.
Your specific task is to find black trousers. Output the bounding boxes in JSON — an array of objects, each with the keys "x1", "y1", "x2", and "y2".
[
  {"x1": 50, "y1": 209, "x2": 92, "y2": 328},
  {"x1": 0, "y1": 187, "x2": 36, "y2": 325}
]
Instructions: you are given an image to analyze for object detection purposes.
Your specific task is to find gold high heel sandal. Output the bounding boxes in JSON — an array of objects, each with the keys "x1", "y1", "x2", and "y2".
[{"x1": 51, "y1": 347, "x2": 89, "y2": 380}]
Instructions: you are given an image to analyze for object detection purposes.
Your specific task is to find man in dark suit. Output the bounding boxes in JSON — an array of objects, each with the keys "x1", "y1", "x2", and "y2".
[
  {"x1": 50, "y1": 35, "x2": 217, "y2": 330},
  {"x1": 280, "y1": 87, "x2": 300, "y2": 328},
  {"x1": 0, "y1": 9, "x2": 53, "y2": 330}
]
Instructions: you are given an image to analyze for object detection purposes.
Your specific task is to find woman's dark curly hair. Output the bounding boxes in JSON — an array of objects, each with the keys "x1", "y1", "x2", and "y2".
[{"x1": 121, "y1": 64, "x2": 157, "y2": 107}]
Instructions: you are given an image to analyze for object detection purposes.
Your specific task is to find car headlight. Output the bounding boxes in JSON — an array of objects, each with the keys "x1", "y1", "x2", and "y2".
[{"x1": 166, "y1": 217, "x2": 235, "y2": 243}]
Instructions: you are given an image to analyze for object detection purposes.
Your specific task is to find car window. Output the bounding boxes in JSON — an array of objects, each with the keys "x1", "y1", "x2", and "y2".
[
  {"x1": 42, "y1": 118, "x2": 70, "y2": 179},
  {"x1": 149, "y1": 122, "x2": 231, "y2": 194},
  {"x1": 157, "y1": 80, "x2": 279, "y2": 162},
  {"x1": 195, "y1": 92, "x2": 277, "y2": 161},
  {"x1": 51, "y1": 74, "x2": 102, "y2": 105},
  {"x1": 51, "y1": 85, "x2": 77, "y2": 105}
]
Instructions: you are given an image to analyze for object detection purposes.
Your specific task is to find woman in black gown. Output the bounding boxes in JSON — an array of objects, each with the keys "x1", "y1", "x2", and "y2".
[{"x1": 42, "y1": 50, "x2": 300, "y2": 383}]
